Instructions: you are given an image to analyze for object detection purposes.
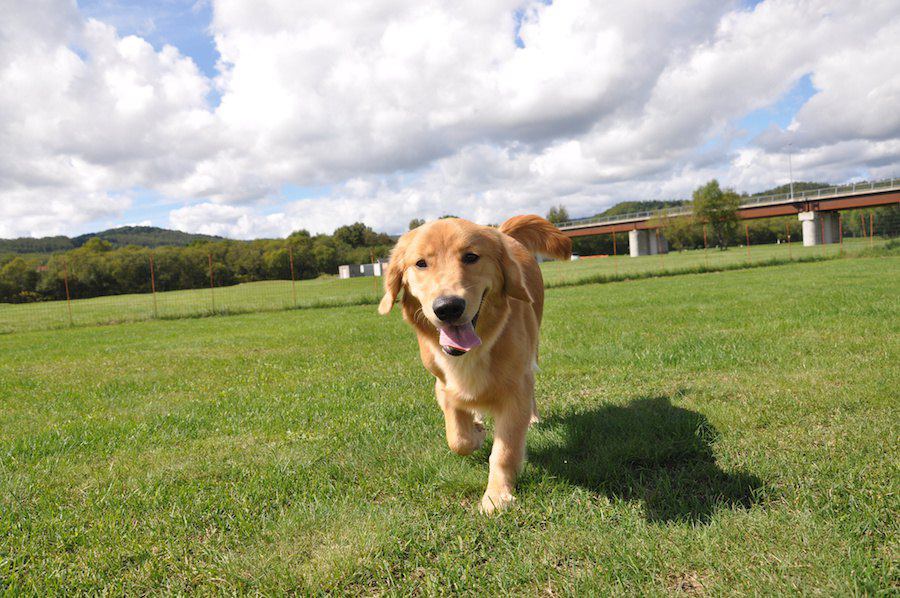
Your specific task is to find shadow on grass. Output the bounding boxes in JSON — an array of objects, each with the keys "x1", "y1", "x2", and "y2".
[{"x1": 530, "y1": 396, "x2": 766, "y2": 524}]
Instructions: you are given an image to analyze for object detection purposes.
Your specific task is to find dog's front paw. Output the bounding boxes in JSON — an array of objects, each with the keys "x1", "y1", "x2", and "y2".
[{"x1": 479, "y1": 490, "x2": 516, "y2": 515}]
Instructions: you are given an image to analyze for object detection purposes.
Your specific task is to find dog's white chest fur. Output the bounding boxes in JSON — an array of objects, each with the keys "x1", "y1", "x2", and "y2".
[{"x1": 432, "y1": 345, "x2": 493, "y2": 401}]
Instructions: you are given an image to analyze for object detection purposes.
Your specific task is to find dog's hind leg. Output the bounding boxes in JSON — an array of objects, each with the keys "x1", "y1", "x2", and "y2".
[{"x1": 436, "y1": 380, "x2": 486, "y2": 456}]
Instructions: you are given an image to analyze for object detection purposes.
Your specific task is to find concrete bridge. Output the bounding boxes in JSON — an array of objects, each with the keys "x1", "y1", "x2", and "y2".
[{"x1": 557, "y1": 178, "x2": 900, "y2": 256}]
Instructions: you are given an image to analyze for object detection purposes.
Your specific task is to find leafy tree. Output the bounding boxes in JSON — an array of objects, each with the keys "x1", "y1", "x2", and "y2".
[
  {"x1": 0, "y1": 257, "x2": 39, "y2": 301},
  {"x1": 546, "y1": 205, "x2": 570, "y2": 224},
  {"x1": 82, "y1": 237, "x2": 112, "y2": 252},
  {"x1": 0, "y1": 257, "x2": 37, "y2": 290},
  {"x1": 571, "y1": 235, "x2": 612, "y2": 256},
  {"x1": 106, "y1": 247, "x2": 151, "y2": 294},
  {"x1": 332, "y1": 222, "x2": 392, "y2": 248},
  {"x1": 693, "y1": 180, "x2": 741, "y2": 249},
  {"x1": 286, "y1": 231, "x2": 316, "y2": 279},
  {"x1": 312, "y1": 236, "x2": 338, "y2": 273},
  {"x1": 264, "y1": 248, "x2": 292, "y2": 280},
  {"x1": 333, "y1": 223, "x2": 369, "y2": 248},
  {"x1": 660, "y1": 216, "x2": 702, "y2": 251},
  {"x1": 408, "y1": 218, "x2": 425, "y2": 230},
  {"x1": 362, "y1": 228, "x2": 393, "y2": 247}
]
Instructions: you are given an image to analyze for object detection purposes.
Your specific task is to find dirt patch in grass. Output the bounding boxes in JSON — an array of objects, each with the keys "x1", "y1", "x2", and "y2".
[{"x1": 667, "y1": 571, "x2": 706, "y2": 594}]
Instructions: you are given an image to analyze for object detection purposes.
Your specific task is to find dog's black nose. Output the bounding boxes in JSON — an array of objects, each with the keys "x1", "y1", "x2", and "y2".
[{"x1": 433, "y1": 296, "x2": 466, "y2": 322}]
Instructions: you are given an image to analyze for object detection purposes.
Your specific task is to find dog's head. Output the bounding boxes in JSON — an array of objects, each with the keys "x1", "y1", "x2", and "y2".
[{"x1": 378, "y1": 218, "x2": 531, "y2": 356}]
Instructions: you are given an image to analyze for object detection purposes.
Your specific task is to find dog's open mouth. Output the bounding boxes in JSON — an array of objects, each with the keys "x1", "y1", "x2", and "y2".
[
  {"x1": 438, "y1": 293, "x2": 485, "y2": 357},
  {"x1": 439, "y1": 312, "x2": 481, "y2": 356}
]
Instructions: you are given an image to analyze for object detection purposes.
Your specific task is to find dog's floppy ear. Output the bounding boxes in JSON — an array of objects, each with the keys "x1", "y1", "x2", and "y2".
[
  {"x1": 499, "y1": 235, "x2": 532, "y2": 304},
  {"x1": 378, "y1": 231, "x2": 412, "y2": 314}
]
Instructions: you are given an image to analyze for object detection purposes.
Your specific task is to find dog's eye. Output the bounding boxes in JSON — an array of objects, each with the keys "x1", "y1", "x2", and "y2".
[
  {"x1": 415, "y1": 259, "x2": 427, "y2": 269},
  {"x1": 462, "y1": 253, "x2": 480, "y2": 264}
]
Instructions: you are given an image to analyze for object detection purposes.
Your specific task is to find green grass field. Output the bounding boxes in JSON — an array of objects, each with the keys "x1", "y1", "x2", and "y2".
[
  {"x1": 0, "y1": 237, "x2": 881, "y2": 334},
  {"x1": 1, "y1": 255, "x2": 897, "y2": 594},
  {"x1": 543, "y1": 235, "x2": 869, "y2": 285}
]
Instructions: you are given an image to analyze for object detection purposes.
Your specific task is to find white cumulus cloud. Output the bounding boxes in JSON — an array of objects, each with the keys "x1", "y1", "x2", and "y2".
[{"x1": 1, "y1": 0, "x2": 899, "y2": 238}]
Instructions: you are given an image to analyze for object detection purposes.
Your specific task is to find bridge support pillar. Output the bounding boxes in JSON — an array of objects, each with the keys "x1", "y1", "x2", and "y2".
[
  {"x1": 628, "y1": 229, "x2": 667, "y2": 257},
  {"x1": 799, "y1": 211, "x2": 839, "y2": 246},
  {"x1": 649, "y1": 231, "x2": 668, "y2": 255},
  {"x1": 628, "y1": 229, "x2": 649, "y2": 257}
]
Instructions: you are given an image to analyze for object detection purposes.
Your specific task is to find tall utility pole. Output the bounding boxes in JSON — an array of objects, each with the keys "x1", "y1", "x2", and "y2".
[{"x1": 788, "y1": 142, "x2": 794, "y2": 199}]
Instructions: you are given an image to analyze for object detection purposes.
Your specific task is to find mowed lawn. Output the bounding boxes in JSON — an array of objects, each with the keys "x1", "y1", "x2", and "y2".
[
  {"x1": 0, "y1": 257, "x2": 897, "y2": 594},
  {"x1": 0, "y1": 237, "x2": 879, "y2": 334}
]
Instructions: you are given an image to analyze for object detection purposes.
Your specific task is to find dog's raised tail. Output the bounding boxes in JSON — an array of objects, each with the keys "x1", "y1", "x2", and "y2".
[{"x1": 499, "y1": 215, "x2": 572, "y2": 261}]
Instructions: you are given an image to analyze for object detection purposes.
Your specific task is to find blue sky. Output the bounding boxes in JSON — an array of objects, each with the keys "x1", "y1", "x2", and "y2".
[
  {"x1": 80, "y1": 0, "x2": 219, "y2": 76},
  {"x1": 739, "y1": 74, "x2": 816, "y2": 144}
]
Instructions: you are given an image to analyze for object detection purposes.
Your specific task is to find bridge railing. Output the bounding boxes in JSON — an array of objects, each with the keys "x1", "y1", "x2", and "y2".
[
  {"x1": 557, "y1": 176, "x2": 898, "y2": 229},
  {"x1": 739, "y1": 177, "x2": 899, "y2": 208},
  {"x1": 556, "y1": 205, "x2": 692, "y2": 229}
]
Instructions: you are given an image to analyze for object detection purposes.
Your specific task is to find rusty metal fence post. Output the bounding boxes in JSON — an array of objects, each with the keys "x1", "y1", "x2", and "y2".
[
  {"x1": 207, "y1": 253, "x2": 216, "y2": 312},
  {"x1": 838, "y1": 213, "x2": 843, "y2": 255},
  {"x1": 612, "y1": 231, "x2": 618, "y2": 276},
  {"x1": 745, "y1": 223, "x2": 751, "y2": 261},
  {"x1": 703, "y1": 224, "x2": 709, "y2": 268},
  {"x1": 820, "y1": 215, "x2": 827, "y2": 256},
  {"x1": 63, "y1": 259, "x2": 73, "y2": 327},
  {"x1": 869, "y1": 213, "x2": 874, "y2": 247},
  {"x1": 656, "y1": 228, "x2": 664, "y2": 269},
  {"x1": 786, "y1": 222, "x2": 792, "y2": 260},
  {"x1": 289, "y1": 245, "x2": 297, "y2": 307},
  {"x1": 149, "y1": 254, "x2": 158, "y2": 318}
]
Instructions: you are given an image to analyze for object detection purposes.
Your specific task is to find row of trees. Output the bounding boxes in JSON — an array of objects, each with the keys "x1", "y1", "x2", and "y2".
[
  {"x1": 0, "y1": 223, "x2": 394, "y2": 303},
  {"x1": 4, "y1": 184, "x2": 897, "y2": 302}
]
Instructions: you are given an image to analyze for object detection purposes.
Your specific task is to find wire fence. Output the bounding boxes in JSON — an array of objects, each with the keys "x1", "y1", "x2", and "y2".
[
  {"x1": 0, "y1": 249, "x2": 384, "y2": 335},
  {"x1": 0, "y1": 214, "x2": 896, "y2": 335}
]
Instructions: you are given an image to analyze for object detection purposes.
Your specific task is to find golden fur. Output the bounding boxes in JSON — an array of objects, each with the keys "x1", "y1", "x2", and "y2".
[{"x1": 378, "y1": 215, "x2": 571, "y2": 513}]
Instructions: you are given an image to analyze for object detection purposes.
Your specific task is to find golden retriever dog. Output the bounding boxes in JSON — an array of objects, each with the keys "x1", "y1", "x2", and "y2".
[{"x1": 378, "y1": 215, "x2": 572, "y2": 513}]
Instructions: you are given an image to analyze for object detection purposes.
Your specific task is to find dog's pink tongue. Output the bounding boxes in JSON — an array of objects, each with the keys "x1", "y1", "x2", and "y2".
[{"x1": 439, "y1": 322, "x2": 482, "y2": 352}]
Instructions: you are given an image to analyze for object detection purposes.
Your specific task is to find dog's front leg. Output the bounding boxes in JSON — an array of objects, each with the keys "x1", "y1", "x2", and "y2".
[
  {"x1": 435, "y1": 380, "x2": 485, "y2": 456},
  {"x1": 480, "y1": 389, "x2": 531, "y2": 514}
]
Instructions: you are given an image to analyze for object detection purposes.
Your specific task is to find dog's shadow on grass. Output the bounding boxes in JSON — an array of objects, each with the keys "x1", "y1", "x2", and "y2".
[{"x1": 529, "y1": 395, "x2": 767, "y2": 524}]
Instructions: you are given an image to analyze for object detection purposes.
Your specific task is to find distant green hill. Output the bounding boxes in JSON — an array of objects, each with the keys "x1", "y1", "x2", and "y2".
[
  {"x1": 749, "y1": 181, "x2": 830, "y2": 197},
  {"x1": 572, "y1": 199, "x2": 688, "y2": 221},
  {"x1": 0, "y1": 226, "x2": 225, "y2": 254},
  {"x1": 72, "y1": 226, "x2": 224, "y2": 249},
  {"x1": 598, "y1": 199, "x2": 689, "y2": 217}
]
